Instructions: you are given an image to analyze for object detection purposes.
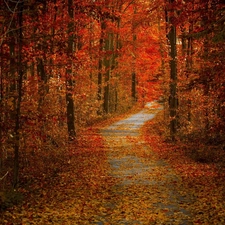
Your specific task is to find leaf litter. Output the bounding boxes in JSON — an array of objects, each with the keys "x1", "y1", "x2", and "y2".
[{"x1": 2, "y1": 102, "x2": 225, "y2": 224}]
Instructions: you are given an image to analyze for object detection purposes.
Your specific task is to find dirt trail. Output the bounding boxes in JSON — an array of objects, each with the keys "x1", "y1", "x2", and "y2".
[
  {"x1": 98, "y1": 102, "x2": 194, "y2": 224},
  {"x1": 1, "y1": 102, "x2": 197, "y2": 225}
]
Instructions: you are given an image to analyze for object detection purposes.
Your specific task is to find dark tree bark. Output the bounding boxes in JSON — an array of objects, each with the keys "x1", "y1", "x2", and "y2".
[
  {"x1": 97, "y1": 19, "x2": 105, "y2": 114},
  {"x1": 13, "y1": 1, "x2": 24, "y2": 188},
  {"x1": 113, "y1": 17, "x2": 121, "y2": 112},
  {"x1": 167, "y1": 0, "x2": 178, "y2": 141},
  {"x1": 131, "y1": 7, "x2": 137, "y2": 102},
  {"x1": 37, "y1": 58, "x2": 48, "y2": 108},
  {"x1": 0, "y1": 44, "x2": 3, "y2": 170},
  {"x1": 66, "y1": 0, "x2": 76, "y2": 141},
  {"x1": 103, "y1": 32, "x2": 113, "y2": 114}
]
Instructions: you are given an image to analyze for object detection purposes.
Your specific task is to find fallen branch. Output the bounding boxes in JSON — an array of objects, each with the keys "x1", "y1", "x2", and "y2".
[{"x1": 0, "y1": 171, "x2": 9, "y2": 181}]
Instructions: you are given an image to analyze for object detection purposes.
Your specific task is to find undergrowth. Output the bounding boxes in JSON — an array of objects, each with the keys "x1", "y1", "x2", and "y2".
[
  {"x1": 0, "y1": 103, "x2": 140, "y2": 214},
  {"x1": 143, "y1": 110, "x2": 225, "y2": 167},
  {"x1": 142, "y1": 109, "x2": 225, "y2": 200}
]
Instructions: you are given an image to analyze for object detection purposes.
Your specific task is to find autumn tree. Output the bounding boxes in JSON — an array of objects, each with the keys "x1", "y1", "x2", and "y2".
[
  {"x1": 160, "y1": 0, "x2": 225, "y2": 147},
  {"x1": 0, "y1": 0, "x2": 163, "y2": 194},
  {"x1": 66, "y1": 0, "x2": 76, "y2": 140},
  {"x1": 166, "y1": 0, "x2": 178, "y2": 141}
]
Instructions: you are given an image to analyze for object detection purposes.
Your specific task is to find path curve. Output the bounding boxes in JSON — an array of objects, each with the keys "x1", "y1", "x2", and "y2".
[{"x1": 98, "y1": 102, "x2": 194, "y2": 225}]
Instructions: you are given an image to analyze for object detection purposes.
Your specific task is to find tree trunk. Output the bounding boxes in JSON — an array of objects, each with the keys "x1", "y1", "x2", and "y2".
[
  {"x1": 103, "y1": 32, "x2": 113, "y2": 114},
  {"x1": 186, "y1": 24, "x2": 193, "y2": 122},
  {"x1": 66, "y1": 0, "x2": 76, "y2": 141},
  {"x1": 113, "y1": 17, "x2": 121, "y2": 112},
  {"x1": 131, "y1": 71, "x2": 136, "y2": 102},
  {"x1": 167, "y1": 0, "x2": 178, "y2": 141},
  {"x1": 37, "y1": 58, "x2": 48, "y2": 108},
  {"x1": 131, "y1": 7, "x2": 137, "y2": 102},
  {"x1": 13, "y1": 1, "x2": 24, "y2": 188},
  {"x1": 98, "y1": 19, "x2": 105, "y2": 114},
  {"x1": 0, "y1": 45, "x2": 3, "y2": 170}
]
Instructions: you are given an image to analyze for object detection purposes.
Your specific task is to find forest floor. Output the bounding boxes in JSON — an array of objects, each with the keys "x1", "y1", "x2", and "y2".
[{"x1": 1, "y1": 101, "x2": 225, "y2": 224}]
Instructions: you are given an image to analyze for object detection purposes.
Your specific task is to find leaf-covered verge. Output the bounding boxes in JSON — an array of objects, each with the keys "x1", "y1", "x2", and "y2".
[
  {"x1": 0, "y1": 104, "x2": 143, "y2": 224},
  {"x1": 0, "y1": 126, "x2": 115, "y2": 224},
  {"x1": 2, "y1": 103, "x2": 225, "y2": 224},
  {"x1": 142, "y1": 109, "x2": 225, "y2": 224}
]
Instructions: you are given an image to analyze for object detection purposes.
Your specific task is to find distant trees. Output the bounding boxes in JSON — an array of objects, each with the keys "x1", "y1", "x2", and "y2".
[
  {"x1": 0, "y1": 0, "x2": 161, "y2": 189},
  {"x1": 162, "y1": 0, "x2": 225, "y2": 144}
]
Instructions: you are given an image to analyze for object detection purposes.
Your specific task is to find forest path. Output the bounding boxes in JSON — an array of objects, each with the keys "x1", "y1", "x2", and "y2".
[
  {"x1": 97, "y1": 102, "x2": 194, "y2": 224},
  {"x1": 1, "y1": 102, "x2": 196, "y2": 225}
]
